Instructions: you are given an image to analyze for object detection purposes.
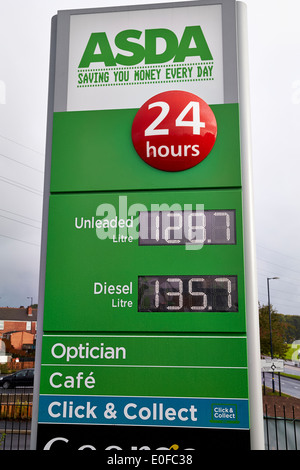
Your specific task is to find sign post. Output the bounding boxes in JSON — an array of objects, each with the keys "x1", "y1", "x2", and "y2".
[{"x1": 31, "y1": 0, "x2": 264, "y2": 452}]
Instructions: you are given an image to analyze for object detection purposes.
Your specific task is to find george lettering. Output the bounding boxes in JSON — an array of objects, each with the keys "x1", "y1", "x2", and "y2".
[{"x1": 43, "y1": 436, "x2": 194, "y2": 454}]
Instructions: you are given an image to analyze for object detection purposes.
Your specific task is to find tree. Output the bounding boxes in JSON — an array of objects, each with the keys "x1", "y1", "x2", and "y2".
[
  {"x1": 259, "y1": 303, "x2": 289, "y2": 359},
  {"x1": 282, "y1": 314, "x2": 300, "y2": 343}
]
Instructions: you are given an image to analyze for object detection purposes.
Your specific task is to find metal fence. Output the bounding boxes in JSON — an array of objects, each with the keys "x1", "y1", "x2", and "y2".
[
  {"x1": 264, "y1": 404, "x2": 300, "y2": 450},
  {"x1": 0, "y1": 389, "x2": 32, "y2": 451},
  {"x1": 0, "y1": 391, "x2": 299, "y2": 451}
]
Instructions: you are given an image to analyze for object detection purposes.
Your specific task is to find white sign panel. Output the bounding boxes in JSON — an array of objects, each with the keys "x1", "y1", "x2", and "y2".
[
  {"x1": 67, "y1": 4, "x2": 224, "y2": 111},
  {"x1": 261, "y1": 359, "x2": 284, "y2": 373}
]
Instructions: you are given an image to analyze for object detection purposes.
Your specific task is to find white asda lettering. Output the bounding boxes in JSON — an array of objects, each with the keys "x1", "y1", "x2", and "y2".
[{"x1": 43, "y1": 437, "x2": 195, "y2": 451}]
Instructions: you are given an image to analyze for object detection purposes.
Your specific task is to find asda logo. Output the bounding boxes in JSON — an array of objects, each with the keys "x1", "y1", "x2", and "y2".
[
  {"x1": 79, "y1": 26, "x2": 212, "y2": 67},
  {"x1": 77, "y1": 26, "x2": 214, "y2": 88}
]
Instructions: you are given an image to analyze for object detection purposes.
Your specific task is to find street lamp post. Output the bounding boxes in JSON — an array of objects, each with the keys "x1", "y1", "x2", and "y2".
[{"x1": 267, "y1": 276, "x2": 279, "y2": 393}]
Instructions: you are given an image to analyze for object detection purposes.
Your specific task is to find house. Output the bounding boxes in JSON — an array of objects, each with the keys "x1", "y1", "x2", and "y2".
[{"x1": 0, "y1": 306, "x2": 37, "y2": 352}]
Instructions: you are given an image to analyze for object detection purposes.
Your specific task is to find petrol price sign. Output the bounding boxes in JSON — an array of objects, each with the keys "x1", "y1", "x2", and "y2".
[
  {"x1": 41, "y1": 188, "x2": 245, "y2": 333},
  {"x1": 31, "y1": 0, "x2": 264, "y2": 452}
]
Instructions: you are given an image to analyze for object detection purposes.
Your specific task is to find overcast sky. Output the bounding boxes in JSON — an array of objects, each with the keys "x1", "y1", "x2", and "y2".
[{"x1": 0, "y1": 0, "x2": 300, "y2": 316}]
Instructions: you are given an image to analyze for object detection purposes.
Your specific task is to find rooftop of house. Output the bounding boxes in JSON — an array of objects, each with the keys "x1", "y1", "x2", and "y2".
[{"x1": 0, "y1": 306, "x2": 37, "y2": 322}]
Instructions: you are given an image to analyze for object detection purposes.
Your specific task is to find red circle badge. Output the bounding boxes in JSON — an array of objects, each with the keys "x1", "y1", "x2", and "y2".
[{"x1": 131, "y1": 90, "x2": 217, "y2": 172}]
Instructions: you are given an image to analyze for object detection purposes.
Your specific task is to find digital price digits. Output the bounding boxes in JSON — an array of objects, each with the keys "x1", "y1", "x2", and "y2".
[
  {"x1": 138, "y1": 275, "x2": 238, "y2": 312},
  {"x1": 139, "y1": 210, "x2": 236, "y2": 245}
]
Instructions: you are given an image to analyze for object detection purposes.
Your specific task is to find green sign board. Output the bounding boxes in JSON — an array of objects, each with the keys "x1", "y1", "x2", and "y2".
[
  {"x1": 43, "y1": 188, "x2": 245, "y2": 333},
  {"x1": 31, "y1": 0, "x2": 264, "y2": 452},
  {"x1": 50, "y1": 103, "x2": 241, "y2": 192}
]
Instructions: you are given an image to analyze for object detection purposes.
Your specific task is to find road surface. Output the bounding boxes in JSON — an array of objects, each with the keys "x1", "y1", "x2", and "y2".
[{"x1": 262, "y1": 370, "x2": 300, "y2": 399}]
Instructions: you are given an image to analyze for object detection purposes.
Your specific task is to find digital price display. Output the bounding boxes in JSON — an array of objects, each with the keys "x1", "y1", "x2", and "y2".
[
  {"x1": 139, "y1": 210, "x2": 236, "y2": 245},
  {"x1": 138, "y1": 275, "x2": 238, "y2": 312}
]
